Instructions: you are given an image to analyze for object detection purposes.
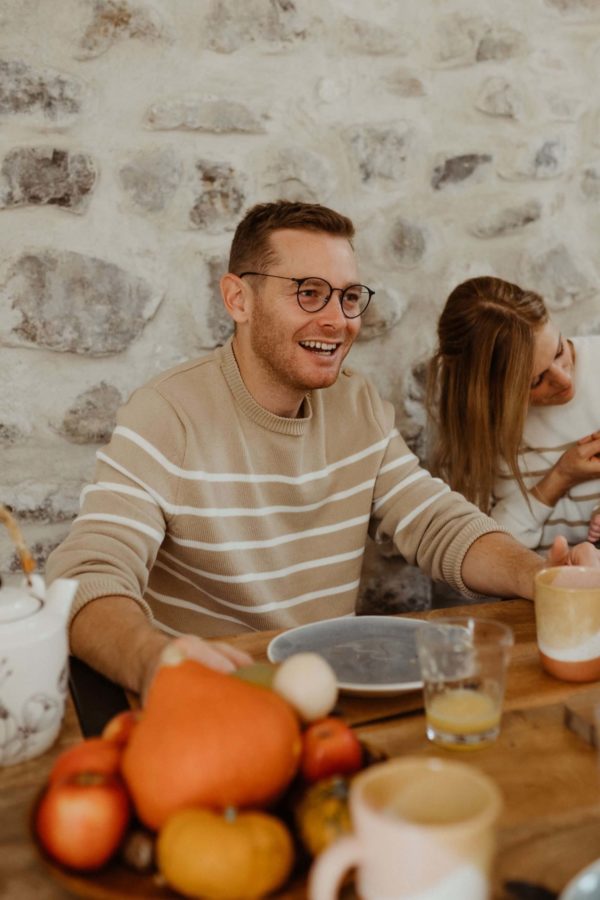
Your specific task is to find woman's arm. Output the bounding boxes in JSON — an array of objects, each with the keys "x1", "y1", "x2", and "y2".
[{"x1": 531, "y1": 433, "x2": 600, "y2": 506}]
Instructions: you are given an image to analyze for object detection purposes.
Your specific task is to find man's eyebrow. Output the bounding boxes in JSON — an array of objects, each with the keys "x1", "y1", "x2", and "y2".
[{"x1": 532, "y1": 333, "x2": 562, "y2": 384}]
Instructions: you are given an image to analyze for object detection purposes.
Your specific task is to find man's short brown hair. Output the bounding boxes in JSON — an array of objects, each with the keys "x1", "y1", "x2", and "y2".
[{"x1": 228, "y1": 200, "x2": 355, "y2": 275}]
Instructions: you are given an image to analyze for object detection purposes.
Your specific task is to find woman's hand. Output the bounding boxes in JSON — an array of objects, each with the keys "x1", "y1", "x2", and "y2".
[
  {"x1": 588, "y1": 507, "x2": 600, "y2": 544},
  {"x1": 555, "y1": 433, "x2": 600, "y2": 486},
  {"x1": 532, "y1": 433, "x2": 600, "y2": 506}
]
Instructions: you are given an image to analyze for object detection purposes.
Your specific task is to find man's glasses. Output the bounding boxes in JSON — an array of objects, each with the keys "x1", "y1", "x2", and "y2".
[{"x1": 239, "y1": 272, "x2": 375, "y2": 319}]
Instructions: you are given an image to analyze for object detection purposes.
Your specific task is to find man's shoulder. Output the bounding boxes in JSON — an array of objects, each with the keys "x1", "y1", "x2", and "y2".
[
  {"x1": 146, "y1": 348, "x2": 221, "y2": 392},
  {"x1": 320, "y1": 366, "x2": 393, "y2": 430}
]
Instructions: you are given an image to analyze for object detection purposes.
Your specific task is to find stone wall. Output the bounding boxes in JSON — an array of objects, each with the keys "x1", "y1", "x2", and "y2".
[{"x1": 2, "y1": 0, "x2": 600, "y2": 611}]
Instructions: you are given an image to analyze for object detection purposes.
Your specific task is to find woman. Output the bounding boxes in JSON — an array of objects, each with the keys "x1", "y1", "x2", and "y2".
[{"x1": 427, "y1": 276, "x2": 600, "y2": 551}]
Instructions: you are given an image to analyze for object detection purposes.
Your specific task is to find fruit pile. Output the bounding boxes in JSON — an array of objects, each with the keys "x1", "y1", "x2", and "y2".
[{"x1": 34, "y1": 651, "x2": 377, "y2": 899}]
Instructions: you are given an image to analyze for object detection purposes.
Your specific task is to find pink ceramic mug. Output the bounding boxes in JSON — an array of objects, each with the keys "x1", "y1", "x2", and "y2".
[
  {"x1": 308, "y1": 757, "x2": 502, "y2": 900},
  {"x1": 534, "y1": 566, "x2": 600, "y2": 682}
]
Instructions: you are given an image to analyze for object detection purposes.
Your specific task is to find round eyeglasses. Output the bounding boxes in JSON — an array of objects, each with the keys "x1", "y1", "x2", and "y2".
[{"x1": 239, "y1": 272, "x2": 375, "y2": 319}]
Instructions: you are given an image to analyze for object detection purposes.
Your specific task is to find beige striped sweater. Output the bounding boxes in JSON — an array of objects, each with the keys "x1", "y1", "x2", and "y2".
[{"x1": 47, "y1": 339, "x2": 503, "y2": 638}]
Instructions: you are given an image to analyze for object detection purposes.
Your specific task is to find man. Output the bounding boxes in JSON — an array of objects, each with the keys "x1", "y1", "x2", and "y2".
[{"x1": 46, "y1": 201, "x2": 598, "y2": 698}]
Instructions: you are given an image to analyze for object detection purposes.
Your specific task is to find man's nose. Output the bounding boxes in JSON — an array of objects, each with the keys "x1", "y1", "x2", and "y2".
[{"x1": 317, "y1": 290, "x2": 349, "y2": 326}]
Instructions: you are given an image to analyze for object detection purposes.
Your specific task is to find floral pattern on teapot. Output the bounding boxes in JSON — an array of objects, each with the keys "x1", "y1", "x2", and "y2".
[{"x1": 0, "y1": 657, "x2": 66, "y2": 765}]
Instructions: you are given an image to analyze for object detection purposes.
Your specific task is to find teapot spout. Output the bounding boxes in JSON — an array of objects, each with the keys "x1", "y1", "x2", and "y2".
[{"x1": 44, "y1": 578, "x2": 79, "y2": 622}]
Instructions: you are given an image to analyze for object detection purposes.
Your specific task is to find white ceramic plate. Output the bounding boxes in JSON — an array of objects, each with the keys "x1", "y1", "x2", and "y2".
[
  {"x1": 267, "y1": 615, "x2": 423, "y2": 697},
  {"x1": 561, "y1": 858, "x2": 600, "y2": 899}
]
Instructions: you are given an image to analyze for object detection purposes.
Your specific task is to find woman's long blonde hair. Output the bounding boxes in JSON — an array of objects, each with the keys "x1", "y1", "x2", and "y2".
[{"x1": 427, "y1": 276, "x2": 548, "y2": 513}]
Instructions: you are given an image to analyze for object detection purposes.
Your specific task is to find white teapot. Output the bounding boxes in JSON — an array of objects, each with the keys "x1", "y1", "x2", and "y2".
[{"x1": 0, "y1": 505, "x2": 78, "y2": 766}]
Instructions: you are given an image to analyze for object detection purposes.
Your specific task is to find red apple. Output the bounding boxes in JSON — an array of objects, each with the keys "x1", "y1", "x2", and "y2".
[
  {"x1": 35, "y1": 772, "x2": 131, "y2": 871},
  {"x1": 301, "y1": 717, "x2": 363, "y2": 783},
  {"x1": 49, "y1": 738, "x2": 122, "y2": 785}
]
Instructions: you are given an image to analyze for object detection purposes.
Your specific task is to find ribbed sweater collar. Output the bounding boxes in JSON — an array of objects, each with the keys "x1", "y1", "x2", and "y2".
[{"x1": 218, "y1": 338, "x2": 313, "y2": 435}]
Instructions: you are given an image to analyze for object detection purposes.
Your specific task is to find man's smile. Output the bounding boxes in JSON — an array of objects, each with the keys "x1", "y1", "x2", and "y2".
[{"x1": 299, "y1": 339, "x2": 341, "y2": 355}]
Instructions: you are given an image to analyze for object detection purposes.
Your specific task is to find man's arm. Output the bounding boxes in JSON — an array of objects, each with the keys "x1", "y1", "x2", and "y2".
[
  {"x1": 70, "y1": 596, "x2": 252, "y2": 701},
  {"x1": 461, "y1": 532, "x2": 600, "y2": 601}
]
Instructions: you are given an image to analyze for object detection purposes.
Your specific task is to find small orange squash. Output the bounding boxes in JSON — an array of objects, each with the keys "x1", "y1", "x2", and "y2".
[
  {"x1": 157, "y1": 807, "x2": 294, "y2": 900},
  {"x1": 121, "y1": 660, "x2": 301, "y2": 829}
]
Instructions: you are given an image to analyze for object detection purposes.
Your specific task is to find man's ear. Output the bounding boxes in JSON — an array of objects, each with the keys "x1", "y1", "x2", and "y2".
[{"x1": 220, "y1": 273, "x2": 251, "y2": 324}]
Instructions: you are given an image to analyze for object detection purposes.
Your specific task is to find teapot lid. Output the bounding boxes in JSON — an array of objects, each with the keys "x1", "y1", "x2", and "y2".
[{"x1": 0, "y1": 585, "x2": 42, "y2": 624}]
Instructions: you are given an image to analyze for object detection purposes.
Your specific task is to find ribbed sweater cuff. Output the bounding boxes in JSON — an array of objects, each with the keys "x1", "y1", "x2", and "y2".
[
  {"x1": 68, "y1": 577, "x2": 154, "y2": 628},
  {"x1": 442, "y1": 519, "x2": 511, "y2": 601}
]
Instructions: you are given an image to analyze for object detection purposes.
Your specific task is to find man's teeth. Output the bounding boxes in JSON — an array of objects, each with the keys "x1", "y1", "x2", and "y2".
[{"x1": 300, "y1": 340, "x2": 337, "y2": 351}]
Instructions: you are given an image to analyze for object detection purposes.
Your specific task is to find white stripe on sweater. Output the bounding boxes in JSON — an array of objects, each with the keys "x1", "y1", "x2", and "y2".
[
  {"x1": 73, "y1": 513, "x2": 164, "y2": 543},
  {"x1": 392, "y1": 486, "x2": 451, "y2": 535},
  {"x1": 81, "y1": 482, "x2": 159, "y2": 506},
  {"x1": 158, "y1": 546, "x2": 364, "y2": 584},
  {"x1": 112, "y1": 425, "x2": 391, "y2": 484},
  {"x1": 95, "y1": 452, "x2": 375, "y2": 517},
  {"x1": 153, "y1": 561, "x2": 360, "y2": 613},
  {"x1": 378, "y1": 452, "x2": 415, "y2": 475},
  {"x1": 169, "y1": 514, "x2": 370, "y2": 552},
  {"x1": 372, "y1": 469, "x2": 428, "y2": 512},
  {"x1": 148, "y1": 591, "x2": 258, "y2": 631}
]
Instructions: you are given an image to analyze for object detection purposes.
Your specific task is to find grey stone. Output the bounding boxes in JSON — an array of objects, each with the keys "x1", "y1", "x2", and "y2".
[
  {"x1": 0, "y1": 489, "x2": 78, "y2": 525},
  {"x1": 5, "y1": 536, "x2": 64, "y2": 575},
  {"x1": 0, "y1": 424, "x2": 20, "y2": 446},
  {"x1": 544, "y1": 91, "x2": 583, "y2": 121},
  {"x1": 205, "y1": 0, "x2": 309, "y2": 53},
  {"x1": 434, "y1": 14, "x2": 483, "y2": 65},
  {"x1": 145, "y1": 98, "x2": 265, "y2": 133},
  {"x1": 0, "y1": 147, "x2": 96, "y2": 213},
  {"x1": 385, "y1": 68, "x2": 425, "y2": 98},
  {"x1": 338, "y1": 17, "x2": 413, "y2": 56},
  {"x1": 401, "y1": 359, "x2": 428, "y2": 462},
  {"x1": 521, "y1": 244, "x2": 593, "y2": 310},
  {"x1": 499, "y1": 138, "x2": 567, "y2": 180},
  {"x1": 545, "y1": 0, "x2": 600, "y2": 12},
  {"x1": 0, "y1": 59, "x2": 83, "y2": 121},
  {"x1": 189, "y1": 161, "x2": 245, "y2": 231},
  {"x1": 388, "y1": 217, "x2": 427, "y2": 268},
  {"x1": 475, "y1": 77, "x2": 524, "y2": 119},
  {"x1": 581, "y1": 166, "x2": 600, "y2": 200},
  {"x1": 357, "y1": 288, "x2": 405, "y2": 342},
  {"x1": 431, "y1": 154, "x2": 492, "y2": 190},
  {"x1": 435, "y1": 15, "x2": 525, "y2": 66},
  {"x1": 259, "y1": 146, "x2": 335, "y2": 203},
  {"x1": 58, "y1": 383, "x2": 122, "y2": 445},
  {"x1": 357, "y1": 540, "x2": 432, "y2": 614},
  {"x1": 346, "y1": 124, "x2": 412, "y2": 183},
  {"x1": 4, "y1": 250, "x2": 162, "y2": 355},
  {"x1": 77, "y1": 0, "x2": 167, "y2": 60},
  {"x1": 206, "y1": 257, "x2": 235, "y2": 345},
  {"x1": 476, "y1": 27, "x2": 527, "y2": 61},
  {"x1": 469, "y1": 200, "x2": 542, "y2": 239},
  {"x1": 118, "y1": 148, "x2": 182, "y2": 213}
]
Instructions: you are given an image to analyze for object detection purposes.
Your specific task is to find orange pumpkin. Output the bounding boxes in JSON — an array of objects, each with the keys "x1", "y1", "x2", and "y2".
[
  {"x1": 157, "y1": 807, "x2": 294, "y2": 900},
  {"x1": 121, "y1": 660, "x2": 301, "y2": 829}
]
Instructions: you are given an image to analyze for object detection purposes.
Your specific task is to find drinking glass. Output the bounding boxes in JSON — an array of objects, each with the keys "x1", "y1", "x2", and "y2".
[{"x1": 416, "y1": 617, "x2": 514, "y2": 750}]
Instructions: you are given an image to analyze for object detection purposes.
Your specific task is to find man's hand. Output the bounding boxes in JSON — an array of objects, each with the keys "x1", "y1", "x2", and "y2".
[
  {"x1": 141, "y1": 634, "x2": 253, "y2": 703},
  {"x1": 547, "y1": 535, "x2": 600, "y2": 567}
]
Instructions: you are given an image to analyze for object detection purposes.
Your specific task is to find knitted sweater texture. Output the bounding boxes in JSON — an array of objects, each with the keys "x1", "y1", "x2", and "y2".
[
  {"x1": 47, "y1": 340, "x2": 503, "y2": 637},
  {"x1": 492, "y1": 336, "x2": 600, "y2": 550}
]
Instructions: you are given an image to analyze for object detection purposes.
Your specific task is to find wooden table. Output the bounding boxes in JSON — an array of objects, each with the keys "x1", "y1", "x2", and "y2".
[{"x1": 3, "y1": 600, "x2": 600, "y2": 899}]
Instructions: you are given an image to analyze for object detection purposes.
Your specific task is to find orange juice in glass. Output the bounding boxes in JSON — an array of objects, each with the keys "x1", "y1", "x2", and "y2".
[{"x1": 416, "y1": 618, "x2": 513, "y2": 750}]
